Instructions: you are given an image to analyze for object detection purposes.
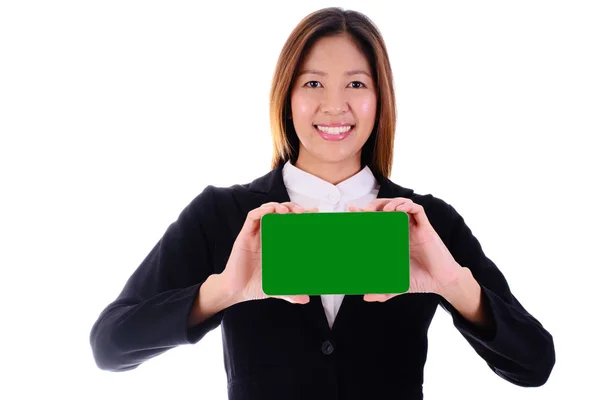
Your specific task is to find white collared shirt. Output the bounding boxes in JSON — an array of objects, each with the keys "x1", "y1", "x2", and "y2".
[{"x1": 282, "y1": 161, "x2": 380, "y2": 328}]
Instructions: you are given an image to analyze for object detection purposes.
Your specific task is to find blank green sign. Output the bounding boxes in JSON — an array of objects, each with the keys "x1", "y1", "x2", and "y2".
[{"x1": 261, "y1": 211, "x2": 410, "y2": 296}]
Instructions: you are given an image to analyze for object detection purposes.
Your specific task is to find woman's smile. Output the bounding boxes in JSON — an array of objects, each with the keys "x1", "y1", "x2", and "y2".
[{"x1": 314, "y1": 123, "x2": 355, "y2": 141}]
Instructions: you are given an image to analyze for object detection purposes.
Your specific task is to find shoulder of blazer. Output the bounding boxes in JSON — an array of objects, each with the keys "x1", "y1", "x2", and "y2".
[
  {"x1": 183, "y1": 167, "x2": 287, "y2": 218},
  {"x1": 196, "y1": 165, "x2": 292, "y2": 207},
  {"x1": 382, "y1": 176, "x2": 460, "y2": 241}
]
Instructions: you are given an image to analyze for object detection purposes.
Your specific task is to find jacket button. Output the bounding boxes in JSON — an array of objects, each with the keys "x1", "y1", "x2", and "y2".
[{"x1": 321, "y1": 340, "x2": 334, "y2": 355}]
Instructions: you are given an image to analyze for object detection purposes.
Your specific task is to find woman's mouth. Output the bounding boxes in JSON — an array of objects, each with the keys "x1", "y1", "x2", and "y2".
[{"x1": 314, "y1": 124, "x2": 354, "y2": 141}]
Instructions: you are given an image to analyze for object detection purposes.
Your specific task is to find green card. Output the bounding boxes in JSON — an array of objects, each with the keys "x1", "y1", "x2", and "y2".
[{"x1": 260, "y1": 211, "x2": 410, "y2": 296}]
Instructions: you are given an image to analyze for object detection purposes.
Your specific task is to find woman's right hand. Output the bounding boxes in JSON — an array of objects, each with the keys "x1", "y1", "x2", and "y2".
[{"x1": 220, "y1": 202, "x2": 314, "y2": 306}]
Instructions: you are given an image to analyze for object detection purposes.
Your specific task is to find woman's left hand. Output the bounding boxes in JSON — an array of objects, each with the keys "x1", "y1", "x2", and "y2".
[{"x1": 348, "y1": 198, "x2": 462, "y2": 302}]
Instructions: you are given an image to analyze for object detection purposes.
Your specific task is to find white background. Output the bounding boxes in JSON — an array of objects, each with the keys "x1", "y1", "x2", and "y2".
[{"x1": 1, "y1": 1, "x2": 598, "y2": 399}]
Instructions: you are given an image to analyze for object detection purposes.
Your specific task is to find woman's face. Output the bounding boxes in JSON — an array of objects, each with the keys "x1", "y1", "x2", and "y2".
[{"x1": 290, "y1": 34, "x2": 377, "y2": 171}]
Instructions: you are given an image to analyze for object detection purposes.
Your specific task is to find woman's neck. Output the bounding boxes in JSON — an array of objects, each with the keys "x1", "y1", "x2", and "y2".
[{"x1": 294, "y1": 155, "x2": 362, "y2": 185}]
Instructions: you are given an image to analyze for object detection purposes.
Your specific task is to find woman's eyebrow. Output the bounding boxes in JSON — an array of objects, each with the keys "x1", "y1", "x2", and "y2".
[{"x1": 298, "y1": 69, "x2": 371, "y2": 77}]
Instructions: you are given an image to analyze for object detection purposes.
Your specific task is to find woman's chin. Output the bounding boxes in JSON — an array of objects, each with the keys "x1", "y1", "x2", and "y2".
[{"x1": 308, "y1": 149, "x2": 361, "y2": 166}]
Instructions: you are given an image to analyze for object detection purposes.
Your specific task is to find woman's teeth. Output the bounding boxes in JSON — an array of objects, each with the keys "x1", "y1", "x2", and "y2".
[{"x1": 316, "y1": 125, "x2": 352, "y2": 134}]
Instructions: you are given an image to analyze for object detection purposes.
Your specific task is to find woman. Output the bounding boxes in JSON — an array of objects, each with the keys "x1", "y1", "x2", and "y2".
[{"x1": 90, "y1": 7, "x2": 555, "y2": 399}]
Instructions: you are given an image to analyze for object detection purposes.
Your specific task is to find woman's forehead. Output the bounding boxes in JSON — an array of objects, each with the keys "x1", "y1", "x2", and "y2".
[{"x1": 299, "y1": 35, "x2": 372, "y2": 74}]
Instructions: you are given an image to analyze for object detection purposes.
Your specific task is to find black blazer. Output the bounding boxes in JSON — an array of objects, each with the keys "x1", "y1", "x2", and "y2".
[{"x1": 90, "y1": 165, "x2": 555, "y2": 400}]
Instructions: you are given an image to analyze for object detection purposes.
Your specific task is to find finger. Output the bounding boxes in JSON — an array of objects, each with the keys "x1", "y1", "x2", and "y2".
[
  {"x1": 273, "y1": 294, "x2": 310, "y2": 304},
  {"x1": 364, "y1": 294, "x2": 395, "y2": 302},
  {"x1": 364, "y1": 294, "x2": 386, "y2": 302},
  {"x1": 286, "y1": 204, "x2": 319, "y2": 213},
  {"x1": 382, "y1": 198, "x2": 409, "y2": 212},
  {"x1": 348, "y1": 205, "x2": 362, "y2": 212},
  {"x1": 245, "y1": 205, "x2": 276, "y2": 224},
  {"x1": 259, "y1": 202, "x2": 287, "y2": 208},
  {"x1": 269, "y1": 202, "x2": 298, "y2": 214},
  {"x1": 241, "y1": 204, "x2": 280, "y2": 235},
  {"x1": 281, "y1": 202, "x2": 305, "y2": 213},
  {"x1": 363, "y1": 198, "x2": 393, "y2": 212},
  {"x1": 299, "y1": 207, "x2": 319, "y2": 213},
  {"x1": 394, "y1": 202, "x2": 429, "y2": 226},
  {"x1": 259, "y1": 202, "x2": 281, "y2": 208},
  {"x1": 260, "y1": 202, "x2": 292, "y2": 214},
  {"x1": 287, "y1": 295, "x2": 310, "y2": 304}
]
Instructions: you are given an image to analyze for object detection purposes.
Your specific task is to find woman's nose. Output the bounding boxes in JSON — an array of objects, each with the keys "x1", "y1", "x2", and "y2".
[{"x1": 320, "y1": 90, "x2": 349, "y2": 115}]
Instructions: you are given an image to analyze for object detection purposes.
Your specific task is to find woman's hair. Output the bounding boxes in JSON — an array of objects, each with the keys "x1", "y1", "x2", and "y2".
[{"x1": 269, "y1": 7, "x2": 396, "y2": 179}]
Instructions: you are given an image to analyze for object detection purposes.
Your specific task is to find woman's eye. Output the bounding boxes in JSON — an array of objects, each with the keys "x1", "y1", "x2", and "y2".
[
  {"x1": 349, "y1": 81, "x2": 365, "y2": 89},
  {"x1": 305, "y1": 81, "x2": 321, "y2": 88}
]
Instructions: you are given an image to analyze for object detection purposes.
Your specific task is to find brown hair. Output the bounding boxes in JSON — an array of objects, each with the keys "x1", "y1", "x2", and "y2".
[{"x1": 269, "y1": 7, "x2": 396, "y2": 179}]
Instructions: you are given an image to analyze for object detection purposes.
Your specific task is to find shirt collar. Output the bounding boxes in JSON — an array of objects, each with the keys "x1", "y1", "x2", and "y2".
[{"x1": 282, "y1": 160, "x2": 378, "y2": 200}]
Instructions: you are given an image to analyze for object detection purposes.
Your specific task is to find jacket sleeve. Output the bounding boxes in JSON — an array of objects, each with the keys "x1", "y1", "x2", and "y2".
[
  {"x1": 89, "y1": 185, "x2": 225, "y2": 372},
  {"x1": 437, "y1": 201, "x2": 555, "y2": 387}
]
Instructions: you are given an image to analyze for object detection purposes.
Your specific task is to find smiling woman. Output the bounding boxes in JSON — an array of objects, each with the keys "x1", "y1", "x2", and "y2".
[
  {"x1": 270, "y1": 9, "x2": 396, "y2": 185},
  {"x1": 89, "y1": 7, "x2": 555, "y2": 400},
  {"x1": 290, "y1": 34, "x2": 377, "y2": 182}
]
